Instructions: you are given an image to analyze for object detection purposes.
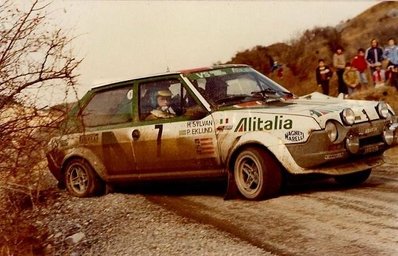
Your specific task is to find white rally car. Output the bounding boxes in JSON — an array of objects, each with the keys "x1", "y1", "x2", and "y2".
[{"x1": 46, "y1": 64, "x2": 398, "y2": 200}]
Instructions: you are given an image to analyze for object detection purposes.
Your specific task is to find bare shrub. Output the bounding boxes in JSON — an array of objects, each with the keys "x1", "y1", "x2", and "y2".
[{"x1": 0, "y1": 0, "x2": 81, "y2": 254}]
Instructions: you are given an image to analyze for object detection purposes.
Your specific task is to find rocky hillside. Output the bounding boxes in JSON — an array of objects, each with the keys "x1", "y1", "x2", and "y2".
[{"x1": 226, "y1": 1, "x2": 398, "y2": 109}]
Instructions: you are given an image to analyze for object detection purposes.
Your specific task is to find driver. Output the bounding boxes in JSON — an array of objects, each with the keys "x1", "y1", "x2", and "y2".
[{"x1": 145, "y1": 89, "x2": 176, "y2": 120}]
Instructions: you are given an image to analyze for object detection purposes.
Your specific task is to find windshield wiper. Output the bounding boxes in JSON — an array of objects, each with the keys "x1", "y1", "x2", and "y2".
[
  {"x1": 214, "y1": 95, "x2": 250, "y2": 106},
  {"x1": 251, "y1": 88, "x2": 280, "y2": 100},
  {"x1": 251, "y1": 88, "x2": 294, "y2": 101}
]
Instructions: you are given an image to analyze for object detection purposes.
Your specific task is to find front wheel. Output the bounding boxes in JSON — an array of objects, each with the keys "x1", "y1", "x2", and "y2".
[
  {"x1": 334, "y1": 169, "x2": 371, "y2": 186},
  {"x1": 234, "y1": 147, "x2": 282, "y2": 200},
  {"x1": 64, "y1": 159, "x2": 104, "y2": 197}
]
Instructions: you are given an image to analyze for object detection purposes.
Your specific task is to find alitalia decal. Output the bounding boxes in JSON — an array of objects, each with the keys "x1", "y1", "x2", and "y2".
[{"x1": 234, "y1": 116, "x2": 293, "y2": 132}]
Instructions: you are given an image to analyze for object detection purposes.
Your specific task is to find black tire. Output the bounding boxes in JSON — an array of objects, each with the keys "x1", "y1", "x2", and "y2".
[
  {"x1": 234, "y1": 147, "x2": 282, "y2": 200},
  {"x1": 334, "y1": 169, "x2": 371, "y2": 186},
  {"x1": 64, "y1": 159, "x2": 104, "y2": 197}
]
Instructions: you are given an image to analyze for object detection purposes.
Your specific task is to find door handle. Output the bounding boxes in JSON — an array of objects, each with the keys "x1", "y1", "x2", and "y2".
[{"x1": 132, "y1": 129, "x2": 140, "y2": 141}]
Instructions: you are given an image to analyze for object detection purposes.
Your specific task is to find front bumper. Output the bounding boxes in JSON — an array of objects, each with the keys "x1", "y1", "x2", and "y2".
[{"x1": 286, "y1": 119, "x2": 397, "y2": 169}]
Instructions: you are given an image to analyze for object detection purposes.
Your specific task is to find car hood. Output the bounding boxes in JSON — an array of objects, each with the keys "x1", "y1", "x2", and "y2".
[{"x1": 227, "y1": 92, "x2": 388, "y2": 128}]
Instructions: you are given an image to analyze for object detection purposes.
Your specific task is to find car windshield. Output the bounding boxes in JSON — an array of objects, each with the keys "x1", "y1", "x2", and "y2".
[{"x1": 185, "y1": 66, "x2": 292, "y2": 107}]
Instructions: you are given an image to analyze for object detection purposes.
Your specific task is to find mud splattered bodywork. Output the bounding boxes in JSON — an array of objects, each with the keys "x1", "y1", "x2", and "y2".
[{"x1": 46, "y1": 65, "x2": 398, "y2": 199}]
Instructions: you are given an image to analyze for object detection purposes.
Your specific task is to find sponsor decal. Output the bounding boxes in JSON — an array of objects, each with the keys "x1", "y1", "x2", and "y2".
[
  {"x1": 195, "y1": 138, "x2": 215, "y2": 154},
  {"x1": 195, "y1": 70, "x2": 227, "y2": 78},
  {"x1": 324, "y1": 152, "x2": 345, "y2": 160},
  {"x1": 79, "y1": 133, "x2": 99, "y2": 144},
  {"x1": 358, "y1": 126, "x2": 378, "y2": 136},
  {"x1": 310, "y1": 109, "x2": 331, "y2": 117},
  {"x1": 219, "y1": 118, "x2": 229, "y2": 125},
  {"x1": 285, "y1": 130, "x2": 305, "y2": 142},
  {"x1": 217, "y1": 118, "x2": 233, "y2": 131},
  {"x1": 234, "y1": 116, "x2": 293, "y2": 132}
]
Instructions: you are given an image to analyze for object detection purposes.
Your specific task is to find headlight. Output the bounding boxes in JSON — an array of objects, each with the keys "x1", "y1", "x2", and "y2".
[
  {"x1": 377, "y1": 102, "x2": 389, "y2": 119},
  {"x1": 346, "y1": 135, "x2": 360, "y2": 154},
  {"x1": 325, "y1": 121, "x2": 338, "y2": 142},
  {"x1": 383, "y1": 125, "x2": 394, "y2": 145},
  {"x1": 341, "y1": 108, "x2": 355, "y2": 125}
]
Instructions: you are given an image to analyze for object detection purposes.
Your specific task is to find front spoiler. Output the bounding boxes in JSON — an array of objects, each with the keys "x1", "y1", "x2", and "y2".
[{"x1": 297, "y1": 154, "x2": 384, "y2": 176}]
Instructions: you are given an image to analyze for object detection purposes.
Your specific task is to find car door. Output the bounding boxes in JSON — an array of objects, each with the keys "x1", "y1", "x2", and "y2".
[
  {"x1": 79, "y1": 85, "x2": 137, "y2": 178},
  {"x1": 132, "y1": 76, "x2": 223, "y2": 180}
]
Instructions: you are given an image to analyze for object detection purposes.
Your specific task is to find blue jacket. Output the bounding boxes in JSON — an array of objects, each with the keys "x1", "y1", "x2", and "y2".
[{"x1": 384, "y1": 45, "x2": 398, "y2": 65}]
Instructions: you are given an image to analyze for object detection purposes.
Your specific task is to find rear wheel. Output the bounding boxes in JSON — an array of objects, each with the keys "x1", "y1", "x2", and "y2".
[
  {"x1": 64, "y1": 159, "x2": 104, "y2": 197},
  {"x1": 234, "y1": 147, "x2": 282, "y2": 200},
  {"x1": 334, "y1": 169, "x2": 371, "y2": 186}
]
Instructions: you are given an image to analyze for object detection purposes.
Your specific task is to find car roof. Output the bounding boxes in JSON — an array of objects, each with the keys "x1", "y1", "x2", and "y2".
[{"x1": 91, "y1": 64, "x2": 249, "y2": 92}]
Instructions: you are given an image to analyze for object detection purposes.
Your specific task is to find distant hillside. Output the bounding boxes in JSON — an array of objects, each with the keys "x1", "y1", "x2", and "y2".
[{"x1": 225, "y1": 1, "x2": 398, "y2": 110}]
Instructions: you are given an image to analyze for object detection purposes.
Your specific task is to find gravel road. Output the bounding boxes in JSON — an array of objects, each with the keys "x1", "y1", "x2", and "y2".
[{"x1": 27, "y1": 148, "x2": 398, "y2": 255}]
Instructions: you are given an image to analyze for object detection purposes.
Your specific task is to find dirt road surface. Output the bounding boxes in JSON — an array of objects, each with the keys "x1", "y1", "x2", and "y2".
[
  {"x1": 143, "y1": 163, "x2": 398, "y2": 255},
  {"x1": 33, "y1": 148, "x2": 398, "y2": 255}
]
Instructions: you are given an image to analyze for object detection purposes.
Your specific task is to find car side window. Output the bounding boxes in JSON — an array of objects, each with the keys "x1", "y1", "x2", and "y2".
[
  {"x1": 81, "y1": 87, "x2": 133, "y2": 127},
  {"x1": 139, "y1": 78, "x2": 204, "y2": 121}
]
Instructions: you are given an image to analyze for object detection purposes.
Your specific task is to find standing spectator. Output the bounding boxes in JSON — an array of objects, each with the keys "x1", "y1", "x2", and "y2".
[
  {"x1": 389, "y1": 65, "x2": 398, "y2": 89},
  {"x1": 315, "y1": 59, "x2": 333, "y2": 95},
  {"x1": 351, "y1": 48, "x2": 368, "y2": 87},
  {"x1": 333, "y1": 47, "x2": 347, "y2": 95},
  {"x1": 383, "y1": 38, "x2": 398, "y2": 67},
  {"x1": 343, "y1": 63, "x2": 360, "y2": 96},
  {"x1": 385, "y1": 65, "x2": 394, "y2": 85},
  {"x1": 365, "y1": 38, "x2": 384, "y2": 75},
  {"x1": 372, "y1": 63, "x2": 386, "y2": 88}
]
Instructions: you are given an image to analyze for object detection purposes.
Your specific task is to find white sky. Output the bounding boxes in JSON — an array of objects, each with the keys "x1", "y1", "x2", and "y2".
[{"x1": 44, "y1": 0, "x2": 376, "y2": 101}]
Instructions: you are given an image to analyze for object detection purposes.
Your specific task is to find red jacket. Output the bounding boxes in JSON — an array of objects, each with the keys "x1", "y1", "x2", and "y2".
[{"x1": 351, "y1": 55, "x2": 368, "y2": 72}]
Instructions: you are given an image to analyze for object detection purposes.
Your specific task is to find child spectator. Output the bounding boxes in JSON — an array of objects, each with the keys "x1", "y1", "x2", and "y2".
[
  {"x1": 384, "y1": 38, "x2": 398, "y2": 67},
  {"x1": 333, "y1": 47, "x2": 347, "y2": 95},
  {"x1": 372, "y1": 63, "x2": 386, "y2": 88},
  {"x1": 365, "y1": 38, "x2": 384, "y2": 75},
  {"x1": 343, "y1": 63, "x2": 360, "y2": 96},
  {"x1": 351, "y1": 48, "x2": 368, "y2": 86},
  {"x1": 315, "y1": 59, "x2": 333, "y2": 95}
]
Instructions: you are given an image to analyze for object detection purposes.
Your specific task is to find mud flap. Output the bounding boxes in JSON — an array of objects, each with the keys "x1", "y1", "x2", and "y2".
[
  {"x1": 105, "y1": 183, "x2": 114, "y2": 194},
  {"x1": 224, "y1": 170, "x2": 239, "y2": 200}
]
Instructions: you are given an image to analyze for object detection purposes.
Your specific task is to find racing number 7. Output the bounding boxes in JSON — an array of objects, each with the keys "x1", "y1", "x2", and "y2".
[{"x1": 155, "y1": 124, "x2": 163, "y2": 156}]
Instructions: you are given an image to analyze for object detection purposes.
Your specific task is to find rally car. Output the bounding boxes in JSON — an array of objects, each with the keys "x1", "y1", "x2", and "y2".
[{"x1": 46, "y1": 64, "x2": 398, "y2": 200}]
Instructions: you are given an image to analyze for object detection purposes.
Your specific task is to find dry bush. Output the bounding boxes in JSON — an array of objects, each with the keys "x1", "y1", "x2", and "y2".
[{"x1": 0, "y1": 0, "x2": 81, "y2": 254}]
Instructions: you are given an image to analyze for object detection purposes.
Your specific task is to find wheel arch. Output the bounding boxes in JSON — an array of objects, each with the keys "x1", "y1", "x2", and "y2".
[
  {"x1": 61, "y1": 148, "x2": 108, "y2": 182},
  {"x1": 224, "y1": 131, "x2": 303, "y2": 175},
  {"x1": 227, "y1": 140, "x2": 287, "y2": 177}
]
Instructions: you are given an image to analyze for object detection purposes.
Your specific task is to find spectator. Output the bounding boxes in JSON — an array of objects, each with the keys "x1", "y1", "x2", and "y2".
[
  {"x1": 315, "y1": 59, "x2": 333, "y2": 95},
  {"x1": 343, "y1": 62, "x2": 360, "y2": 96},
  {"x1": 365, "y1": 38, "x2": 384, "y2": 75},
  {"x1": 389, "y1": 65, "x2": 398, "y2": 89},
  {"x1": 384, "y1": 38, "x2": 398, "y2": 67},
  {"x1": 351, "y1": 48, "x2": 368, "y2": 87},
  {"x1": 372, "y1": 63, "x2": 386, "y2": 88},
  {"x1": 333, "y1": 47, "x2": 347, "y2": 95}
]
